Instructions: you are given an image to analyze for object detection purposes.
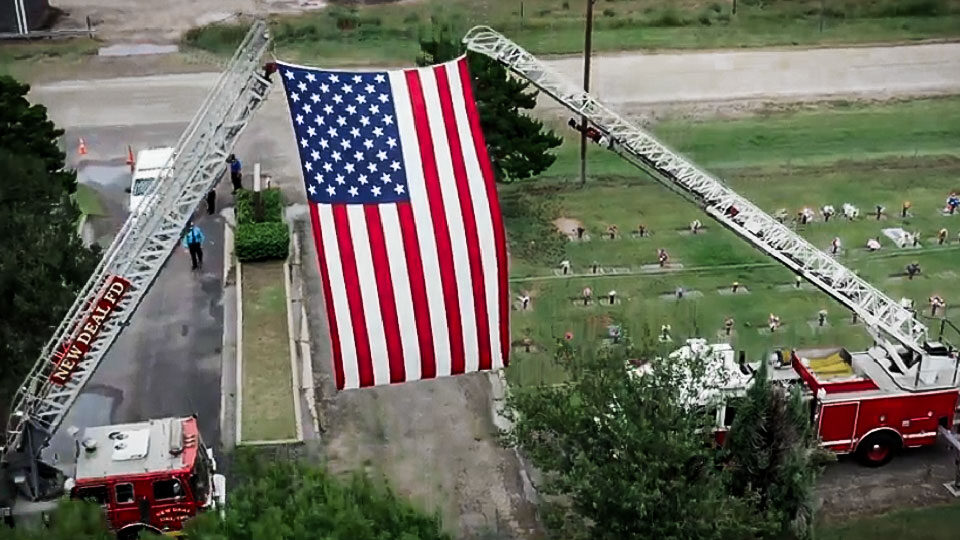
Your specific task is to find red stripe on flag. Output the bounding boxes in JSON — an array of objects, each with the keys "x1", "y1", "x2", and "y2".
[
  {"x1": 457, "y1": 57, "x2": 510, "y2": 366},
  {"x1": 309, "y1": 204, "x2": 345, "y2": 390},
  {"x1": 331, "y1": 205, "x2": 375, "y2": 387},
  {"x1": 433, "y1": 64, "x2": 492, "y2": 372},
  {"x1": 405, "y1": 69, "x2": 466, "y2": 375},
  {"x1": 396, "y1": 203, "x2": 436, "y2": 379},
  {"x1": 364, "y1": 205, "x2": 406, "y2": 384}
]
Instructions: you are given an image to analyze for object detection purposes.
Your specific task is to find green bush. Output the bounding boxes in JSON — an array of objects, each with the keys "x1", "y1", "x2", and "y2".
[
  {"x1": 236, "y1": 222, "x2": 289, "y2": 262},
  {"x1": 874, "y1": 0, "x2": 947, "y2": 17},
  {"x1": 235, "y1": 188, "x2": 283, "y2": 225},
  {"x1": 182, "y1": 23, "x2": 248, "y2": 55}
]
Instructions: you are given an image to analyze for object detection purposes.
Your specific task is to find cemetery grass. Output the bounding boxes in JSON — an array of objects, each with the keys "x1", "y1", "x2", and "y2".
[
  {"x1": 505, "y1": 97, "x2": 960, "y2": 387},
  {"x1": 183, "y1": 0, "x2": 960, "y2": 66},
  {"x1": 816, "y1": 501, "x2": 960, "y2": 540}
]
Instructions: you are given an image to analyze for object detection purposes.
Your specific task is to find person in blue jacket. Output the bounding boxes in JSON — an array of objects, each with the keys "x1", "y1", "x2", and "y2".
[
  {"x1": 182, "y1": 221, "x2": 205, "y2": 270},
  {"x1": 227, "y1": 154, "x2": 242, "y2": 192}
]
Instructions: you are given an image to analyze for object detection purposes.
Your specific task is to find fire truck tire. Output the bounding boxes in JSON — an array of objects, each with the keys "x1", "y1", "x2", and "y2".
[
  {"x1": 855, "y1": 431, "x2": 901, "y2": 467},
  {"x1": 117, "y1": 523, "x2": 163, "y2": 540}
]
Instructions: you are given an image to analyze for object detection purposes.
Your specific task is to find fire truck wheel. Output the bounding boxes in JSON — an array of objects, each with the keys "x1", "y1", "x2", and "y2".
[
  {"x1": 855, "y1": 431, "x2": 901, "y2": 467},
  {"x1": 117, "y1": 523, "x2": 163, "y2": 540}
]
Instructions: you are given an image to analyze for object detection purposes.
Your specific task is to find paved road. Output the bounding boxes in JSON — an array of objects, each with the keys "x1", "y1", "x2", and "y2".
[{"x1": 43, "y1": 125, "x2": 227, "y2": 472}]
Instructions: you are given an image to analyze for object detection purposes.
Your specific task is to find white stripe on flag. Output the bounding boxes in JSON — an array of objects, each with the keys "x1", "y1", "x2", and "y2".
[
  {"x1": 418, "y1": 66, "x2": 480, "y2": 373},
  {"x1": 317, "y1": 205, "x2": 360, "y2": 389},
  {"x1": 378, "y1": 204, "x2": 422, "y2": 381},
  {"x1": 445, "y1": 61, "x2": 504, "y2": 370},
  {"x1": 389, "y1": 70, "x2": 451, "y2": 376},
  {"x1": 346, "y1": 205, "x2": 391, "y2": 386}
]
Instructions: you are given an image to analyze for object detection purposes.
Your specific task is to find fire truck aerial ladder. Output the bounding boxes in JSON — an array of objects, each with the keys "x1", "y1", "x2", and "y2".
[
  {"x1": 1, "y1": 19, "x2": 273, "y2": 526},
  {"x1": 462, "y1": 26, "x2": 958, "y2": 392}
]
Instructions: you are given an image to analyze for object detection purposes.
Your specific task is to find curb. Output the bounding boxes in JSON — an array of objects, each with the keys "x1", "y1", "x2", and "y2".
[
  {"x1": 291, "y1": 230, "x2": 322, "y2": 435},
  {"x1": 283, "y1": 260, "x2": 306, "y2": 443},
  {"x1": 219, "y1": 209, "x2": 237, "y2": 453},
  {"x1": 234, "y1": 260, "x2": 244, "y2": 446}
]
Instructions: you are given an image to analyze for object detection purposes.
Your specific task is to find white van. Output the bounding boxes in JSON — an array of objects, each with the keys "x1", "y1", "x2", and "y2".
[{"x1": 127, "y1": 147, "x2": 175, "y2": 214}]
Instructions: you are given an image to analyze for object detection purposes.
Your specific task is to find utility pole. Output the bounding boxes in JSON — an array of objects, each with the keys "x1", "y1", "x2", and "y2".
[{"x1": 580, "y1": 0, "x2": 596, "y2": 187}]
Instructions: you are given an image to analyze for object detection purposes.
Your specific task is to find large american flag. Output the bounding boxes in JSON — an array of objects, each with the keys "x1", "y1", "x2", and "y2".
[{"x1": 278, "y1": 58, "x2": 509, "y2": 390}]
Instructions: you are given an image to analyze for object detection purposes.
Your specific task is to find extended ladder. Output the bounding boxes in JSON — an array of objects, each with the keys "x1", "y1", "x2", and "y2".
[
  {"x1": 463, "y1": 26, "x2": 928, "y2": 365},
  {"x1": 3, "y1": 21, "x2": 273, "y2": 459}
]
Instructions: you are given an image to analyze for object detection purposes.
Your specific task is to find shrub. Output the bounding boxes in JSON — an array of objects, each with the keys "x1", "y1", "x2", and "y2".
[
  {"x1": 501, "y1": 191, "x2": 566, "y2": 266},
  {"x1": 648, "y1": 7, "x2": 690, "y2": 27},
  {"x1": 235, "y1": 188, "x2": 283, "y2": 225},
  {"x1": 603, "y1": 8, "x2": 616, "y2": 17},
  {"x1": 236, "y1": 222, "x2": 290, "y2": 262},
  {"x1": 182, "y1": 23, "x2": 248, "y2": 55},
  {"x1": 874, "y1": 0, "x2": 946, "y2": 17}
]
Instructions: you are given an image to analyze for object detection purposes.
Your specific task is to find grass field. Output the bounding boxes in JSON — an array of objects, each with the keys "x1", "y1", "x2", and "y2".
[
  {"x1": 183, "y1": 0, "x2": 960, "y2": 66},
  {"x1": 504, "y1": 96, "x2": 960, "y2": 386},
  {"x1": 72, "y1": 183, "x2": 106, "y2": 216},
  {"x1": 0, "y1": 38, "x2": 99, "y2": 79},
  {"x1": 240, "y1": 261, "x2": 297, "y2": 442},
  {"x1": 816, "y1": 501, "x2": 960, "y2": 539}
]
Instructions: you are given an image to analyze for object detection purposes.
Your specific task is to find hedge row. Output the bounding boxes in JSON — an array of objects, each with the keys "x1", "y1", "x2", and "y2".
[
  {"x1": 235, "y1": 188, "x2": 289, "y2": 262},
  {"x1": 236, "y1": 188, "x2": 283, "y2": 224},
  {"x1": 236, "y1": 222, "x2": 289, "y2": 262}
]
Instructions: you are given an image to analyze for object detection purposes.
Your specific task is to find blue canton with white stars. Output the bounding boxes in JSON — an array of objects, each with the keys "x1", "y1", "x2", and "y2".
[{"x1": 279, "y1": 64, "x2": 410, "y2": 204}]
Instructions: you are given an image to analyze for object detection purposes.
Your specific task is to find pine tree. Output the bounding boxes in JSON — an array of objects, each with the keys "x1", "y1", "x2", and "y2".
[
  {"x1": 417, "y1": 24, "x2": 562, "y2": 183},
  {"x1": 0, "y1": 76, "x2": 99, "y2": 420},
  {"x1": 723, "y1": 358, "x2": 822, "y2": 539}
]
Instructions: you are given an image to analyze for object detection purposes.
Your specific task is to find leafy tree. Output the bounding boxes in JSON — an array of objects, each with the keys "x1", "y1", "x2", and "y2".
[
  {"x1": 504, "y1": 339, "x2": 767, "y2": 540},
  {"x1": 9, "y1": 500, "x2": 112, "y2": 540},
  {"x1": 0, "y1": 77, "x2": 99, "y2": 419},
  {"x1": 187, "y1": 456, "x2": 451, "y2": 540},
  {"x1": 723, "y1": 359, "x2": 824, "y2": 539},
  {"x1": 417, "y1": 24, "x2": 562, "y2": 183}
]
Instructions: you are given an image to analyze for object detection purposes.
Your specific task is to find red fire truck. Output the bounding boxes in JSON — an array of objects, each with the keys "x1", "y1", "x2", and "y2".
[
  {"x1": 673, "y1": 339, "x2": 959, "y2": 467},
  {"x1": 69, "y1": 416, "x2": 224, "y2": 538}
]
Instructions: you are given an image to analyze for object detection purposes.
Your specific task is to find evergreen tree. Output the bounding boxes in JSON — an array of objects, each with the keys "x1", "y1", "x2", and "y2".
[
  {"x1": 186, "y1": 457, "x2": 451, "y2": 540},
  {"x1": 723, "y1": 359, "x2": 823, "y2": 539},
  {"x1": 0, "y1": 77, "x2": 99, "y2": 419},
  {"x1": 417, "y1": 24, "x2": 562, "y2": 183},
  {"x1": 504, "y1": 339, "x2": 767, "y2": 540}
]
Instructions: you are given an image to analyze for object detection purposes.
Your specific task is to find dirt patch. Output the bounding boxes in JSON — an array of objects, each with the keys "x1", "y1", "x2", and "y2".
[
  {"x1": 321, "y1": 374, "x2": 543, "y2": 539},
  {"x1": 552, "y1": 216, "x2": 583, "y2": 239}
]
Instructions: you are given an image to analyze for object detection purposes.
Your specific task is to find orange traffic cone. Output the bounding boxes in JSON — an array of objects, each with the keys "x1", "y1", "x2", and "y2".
[
  {"x1": 77, "y1": 138, "x2": 88, "y2": 156},
  {"x1": 126, "y1": 145, "x2": 135, "y2": 172}
]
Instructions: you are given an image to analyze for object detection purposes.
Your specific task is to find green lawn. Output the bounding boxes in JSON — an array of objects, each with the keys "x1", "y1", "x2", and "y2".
[
  {"x1": 817, "y1": 502, "x2": 960, "y2": 539},
  {"x1": 241, "y1": 261, "x2": 297, "y2": 442},
  {"x1": 504, "y1": 96, "x2": 960, "y2": 386},
  {"x1": 182, "y1": 0, "x2": 960, "y2": 66},
  {"x1": 72, "y1": 183, "x2": 106, "y2": 216},
  {"x1": 0, "y1": 38, "x2": 99, "y2": 79}
]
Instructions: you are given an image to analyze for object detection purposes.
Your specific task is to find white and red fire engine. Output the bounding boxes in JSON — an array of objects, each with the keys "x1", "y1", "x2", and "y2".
[
  {"x1": 461, "y1": 26, "x2": 960, "y2": 466},
  {"x1": 1, "y1": 21, "x2": 273, "y2": 536}
]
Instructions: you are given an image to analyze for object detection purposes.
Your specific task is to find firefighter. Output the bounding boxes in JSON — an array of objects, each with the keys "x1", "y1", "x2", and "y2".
[
  {"x1": 939, "y1": 228, "x2": 949, "y2": 245},
  {"x1": 205, "y1": 189, "x2": 216, "y2": 215},
  {"x1": 181, "y1": 221, "x2": 205, "y2": 270},
  {"x1": 227, "y1": 154, "x2": 243, "y2": 192}
]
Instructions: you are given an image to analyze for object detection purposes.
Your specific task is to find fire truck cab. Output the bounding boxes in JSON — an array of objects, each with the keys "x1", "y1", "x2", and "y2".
[{"x1": 68, "y1": 416, "x2": 224, "y2": 538}]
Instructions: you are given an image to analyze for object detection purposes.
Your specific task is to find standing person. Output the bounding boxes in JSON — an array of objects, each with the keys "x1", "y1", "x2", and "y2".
[
  {"x1": 227, "y1": 154, "x2": 243, "y2": 192},
  {"x1": 205, "y1": 189, "x2": 216, "y2": 215},
  {"x1": 182, "y1": 221, "x2": 205, "y2": 270}
]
